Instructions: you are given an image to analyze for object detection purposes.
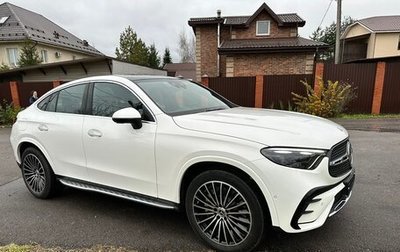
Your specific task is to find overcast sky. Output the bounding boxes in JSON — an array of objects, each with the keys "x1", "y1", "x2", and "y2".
[{"x1": 6, "y1": 0, "x2": 400, "y2": 61}]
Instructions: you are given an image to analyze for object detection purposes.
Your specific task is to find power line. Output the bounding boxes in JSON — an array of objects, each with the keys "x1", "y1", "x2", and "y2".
[{"x1": 317, "y1": 0, "x2": 334, "y2": 30}]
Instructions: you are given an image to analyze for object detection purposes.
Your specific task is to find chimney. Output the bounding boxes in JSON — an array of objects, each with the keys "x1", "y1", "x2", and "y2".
[{"x1": 217, "y1": 9, "x2": 221, "y2": 18}]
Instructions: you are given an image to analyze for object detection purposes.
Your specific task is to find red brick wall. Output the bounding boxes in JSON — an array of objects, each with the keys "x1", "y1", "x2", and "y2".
[
  {"x1": 221, "y1": 26, "x2": 230, "y2": 41},
  {"x1": 233, "y1": 53, "x2": 311, "y2": 76},
  {"x1": 199, "y1": 26, "x2": 218, "y2": 77},
  {"x1": 220, "y1": 55, "x2": 227, "y2": 76},
  {"x1": 196, "y1": 10, "x2": 299, "y2": 78},
  {"x1": 371, "y1": 62, "x2": 386, "y2": 114},
  {"x1": 235, "y1": 12, "x2": 293, "y2": 39}
]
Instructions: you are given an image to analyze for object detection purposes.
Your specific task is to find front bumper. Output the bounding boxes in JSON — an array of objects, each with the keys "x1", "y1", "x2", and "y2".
[
  {"x1": 291, "y1": 171, "x2": 355, "y2": 230},
  {"x1": 252, "y1": 156, "x2": 354, "y2": 233}
]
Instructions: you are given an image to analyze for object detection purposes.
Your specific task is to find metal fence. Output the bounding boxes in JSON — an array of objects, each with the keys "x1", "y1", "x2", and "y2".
[
  {"x1": 381, "y1": 62, "x2": 400, "y2": 113},
  {"x1": 209, "y1": 77, "x2": 256, "y2": 107},
  {"x1": 17, "y1": 82, "x2": 54, "y2": 107},
  {"x1": 263, "y1": 74, "x2": 313, "y2": 109},
  {"x1": 0, "y1": 82, "x2": 12, "y2": 104},
  {"x1": 323, "y1": 63, "x2": 377, "y2": 113}
]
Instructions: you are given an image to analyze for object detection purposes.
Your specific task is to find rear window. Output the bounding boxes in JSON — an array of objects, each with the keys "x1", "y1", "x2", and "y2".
[{"x1": 37, "y1": 84, "x2": 88, "y2": 114}]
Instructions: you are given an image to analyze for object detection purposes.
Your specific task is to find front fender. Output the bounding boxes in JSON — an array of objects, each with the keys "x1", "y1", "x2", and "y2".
[{"x1": 174, "y1": 155, "x2": 279, "y2": 227}]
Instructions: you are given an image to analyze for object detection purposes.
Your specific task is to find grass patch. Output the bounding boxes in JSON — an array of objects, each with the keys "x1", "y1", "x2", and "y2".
[
  {"x1": 0, "y1": 244, "x2": 136, "y2": 252},
  {"x1": 337, "y1": 114, "x2": 400, "y2": 119},
  {"x1": 0, "y1": 244, "x2": 33, "y2": 252}
]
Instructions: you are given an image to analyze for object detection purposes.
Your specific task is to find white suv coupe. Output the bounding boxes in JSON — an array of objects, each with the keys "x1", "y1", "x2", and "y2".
[{"x1": 10, "y1": 76, "x2": 354, "y2": 251}]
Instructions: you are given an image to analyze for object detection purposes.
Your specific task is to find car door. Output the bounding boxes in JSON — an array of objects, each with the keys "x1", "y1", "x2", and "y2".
[
  {"x1": 35, "y1": 83, "x2": 89, "y2": 180},
  {"x1": 82, "y1": 82, "x2": 157, "y2": 197}
]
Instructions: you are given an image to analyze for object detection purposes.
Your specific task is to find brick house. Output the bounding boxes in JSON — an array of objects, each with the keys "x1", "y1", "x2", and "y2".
[{"x1": 188, "y1": 3, "x2": 328, "y2": 81}]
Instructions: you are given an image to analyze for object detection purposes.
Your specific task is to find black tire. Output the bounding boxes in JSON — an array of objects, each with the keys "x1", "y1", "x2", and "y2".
[
  {"x1": 185, "y1": 170, "x2": 264, "y2": 252},
  {"x1": 21, "y1": 147, "x2": 57, "y2": 199}
]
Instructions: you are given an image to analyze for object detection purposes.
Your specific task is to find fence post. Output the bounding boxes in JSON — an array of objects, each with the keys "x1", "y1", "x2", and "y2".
[
  {"x1": 255, "y1": 75, "x2": 264, "y2": 108},
  {"x1": 313, "y1": 62, "x2": 324, "y2": 95},
  {"x1": 371, "y1": 62, "x2": 386, "y2": 114},
  {"x1": 201, "y1": 75, "x2": 209, "y2": 87},
  {"x1": 9, "y1": 81, "x2": 20, "y2": 107},
  {"x1": 53, "y1": 80, "x2": 61, "y2": 88}
]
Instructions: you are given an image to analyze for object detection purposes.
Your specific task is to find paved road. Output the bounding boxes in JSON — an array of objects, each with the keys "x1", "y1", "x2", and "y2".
[
  {"x1": 0, "y1": 128, "x2": 20, "y2": 186},
  {"x1": 333, "y1": 118, "x2": 400, "y2": 133},
  {"x1": 1, "y1": 124, "x2": 400, "y2": 251}
]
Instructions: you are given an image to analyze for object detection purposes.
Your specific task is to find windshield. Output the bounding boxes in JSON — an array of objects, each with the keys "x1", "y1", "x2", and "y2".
[{"x1": 134, "y1": 79, "x2": 231, "y2": 116}]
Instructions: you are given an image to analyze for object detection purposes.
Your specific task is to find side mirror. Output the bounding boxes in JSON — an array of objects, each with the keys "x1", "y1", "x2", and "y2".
[{"x1": 112, "y1": 107, "x2": 142, "y2": 129}]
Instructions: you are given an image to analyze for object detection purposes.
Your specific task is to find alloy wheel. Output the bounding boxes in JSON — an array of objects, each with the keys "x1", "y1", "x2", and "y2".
[
  {"x1": 192, "y1": 181, "x2": 252, "y2": 246},
  {"x1": 22, "y1": 153, "x2": 46, "y2": 194}
]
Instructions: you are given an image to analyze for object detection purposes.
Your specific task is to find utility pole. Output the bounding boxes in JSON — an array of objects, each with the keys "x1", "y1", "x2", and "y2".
[{"x1": 335, "y1": 0, "x2": 342, "y2": 64}]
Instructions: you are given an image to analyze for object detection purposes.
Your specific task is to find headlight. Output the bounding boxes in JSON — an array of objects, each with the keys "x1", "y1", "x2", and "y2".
[{"x1": 260, "y1": 147, "x2": 327, "y2": 170}]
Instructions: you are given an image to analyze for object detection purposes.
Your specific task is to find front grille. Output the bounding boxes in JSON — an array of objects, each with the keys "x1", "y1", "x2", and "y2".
[
  {"x1": 329, "y1": 140, "x2": 352, "y2": 177},
  {"x1": 329, "y1": 159, "x2": 352, "y2": 177},
  {"x1": 330, "y1": 141, "x2": 348, "y2": 161}
]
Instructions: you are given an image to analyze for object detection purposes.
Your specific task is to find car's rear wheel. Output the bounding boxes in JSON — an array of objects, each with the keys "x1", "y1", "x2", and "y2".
[
  {"x1": 21, "y1": 147, "x2": 57, "y2": 199},
  {"x1": 185, "y1": 170, "x2": 264, "y2": 252}
]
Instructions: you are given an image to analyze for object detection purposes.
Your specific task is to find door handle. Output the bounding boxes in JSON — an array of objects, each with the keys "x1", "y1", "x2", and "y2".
[
  {"x1": 38, "y1": 124, "x2": 48, "y2": 132},
  {"x1": 87, "y1": 129, "x2": 102, "y2": 138}
]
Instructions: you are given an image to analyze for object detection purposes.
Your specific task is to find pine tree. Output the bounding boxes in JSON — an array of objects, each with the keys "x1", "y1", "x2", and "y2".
[
  {"x1": 115, "y1": 26, "x2": 149, "y2": 66},
  {"x1": 148, "y1": 43, "x2": 160, "y2": 69},
  {"x1": 132, "y1": 38, "x2": 149, "y2": 66},
  {"x1": 18, "y1": 40, "x2": 42, "y2": 67},
  {"x1": 162, "y1": 47, "x2": 172, "y2": 67}
]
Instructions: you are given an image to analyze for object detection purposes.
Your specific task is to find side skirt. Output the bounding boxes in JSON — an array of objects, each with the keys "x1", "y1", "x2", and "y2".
[{"x1": 58, "y1": 176, "x2": 178, "y2": 210}]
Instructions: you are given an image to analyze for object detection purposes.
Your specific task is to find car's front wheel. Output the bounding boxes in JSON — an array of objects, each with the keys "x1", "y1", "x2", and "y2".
[
  {"x1": 21, "y1": 147, "x2": 57, "y2": 199},
  {"x1": 185, "y1": 170, "x2": 264, "y2": 252}
]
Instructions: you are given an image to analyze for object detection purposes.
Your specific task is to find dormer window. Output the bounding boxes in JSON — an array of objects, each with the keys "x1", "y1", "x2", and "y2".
[
  {"x1": 256, "y1": 20, "x2": 270, "y2": 36},
  {"x1": 0, "y1": 16, "x2": 9, "y2": 24}
]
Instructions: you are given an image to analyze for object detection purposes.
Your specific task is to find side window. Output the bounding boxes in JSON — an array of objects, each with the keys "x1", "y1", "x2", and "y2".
[
  {"x1": 38, "y1": 92, "x2": 58, "y2": 112},
  {"x1": 37, "y1": 95, "x2": 51, "y2": 110},
  {"x1": 46, "y1": 93, "x2": 58, "y2": 112},
  {"x1": 56, "y1": 84, "x2": 87, "y2": 114},
  {"x1": 92, "y1": 82, "x2": 142, "y2": 117}
]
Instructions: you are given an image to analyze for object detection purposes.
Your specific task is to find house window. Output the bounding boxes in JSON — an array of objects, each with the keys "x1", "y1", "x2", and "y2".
[
  {"x1": 6, "y1": 48, "x2": 19, "y2": 67},
  {"x1": 41, "y1": 50, "x2": 48, "y2": 63},
  {"x1": 256, "y1": 20, "x2": 270, "y2": 36}
]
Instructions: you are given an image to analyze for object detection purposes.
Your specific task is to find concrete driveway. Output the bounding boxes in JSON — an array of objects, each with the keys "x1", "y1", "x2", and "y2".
[{"x1": 1, "y1": 120, "x2": 400, "y2": 251}]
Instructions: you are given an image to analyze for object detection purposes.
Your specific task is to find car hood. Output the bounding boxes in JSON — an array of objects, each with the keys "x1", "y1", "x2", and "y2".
[{"x1": 173, "y1": 107, "x2": 348, "y2": 149}]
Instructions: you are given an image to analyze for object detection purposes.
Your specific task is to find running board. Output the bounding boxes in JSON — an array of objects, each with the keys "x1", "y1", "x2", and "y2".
[{"x1": 58, "y1": 177, "x2": 177, "y2": 210}]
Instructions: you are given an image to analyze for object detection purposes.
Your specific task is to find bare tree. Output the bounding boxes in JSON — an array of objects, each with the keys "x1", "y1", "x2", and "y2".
[{"x1": 177, "y1": 29, "x2": 195, "y2": 63}]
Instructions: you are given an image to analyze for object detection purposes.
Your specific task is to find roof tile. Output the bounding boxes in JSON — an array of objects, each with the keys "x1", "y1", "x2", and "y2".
[
  {"x1": 189, "y1": 14, "x2": 305, "y2": 26},
  {"x1": 358, "y1": 16, "x2": 400, "y2": 32},
  {"x1": 0, "y1": 2, "x2": 102, "y2": 55}
]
